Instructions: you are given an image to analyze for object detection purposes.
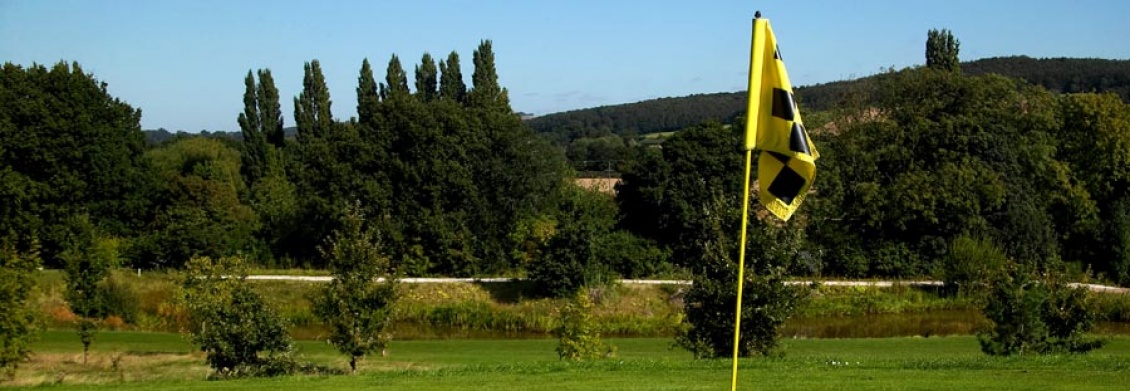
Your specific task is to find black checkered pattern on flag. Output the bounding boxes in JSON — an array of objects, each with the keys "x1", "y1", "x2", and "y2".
[{"x1": 743, "y1": 18, "x2": 819, "y2": 221}]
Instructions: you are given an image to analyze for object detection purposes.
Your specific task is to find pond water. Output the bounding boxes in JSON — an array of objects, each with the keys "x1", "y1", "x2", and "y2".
[
  {"x1": 785, "y1": 310, "x2": 1130, "y2": 338},
  {"x1": 290, "y1": 311, "x2": 1130, "y2": 340}
]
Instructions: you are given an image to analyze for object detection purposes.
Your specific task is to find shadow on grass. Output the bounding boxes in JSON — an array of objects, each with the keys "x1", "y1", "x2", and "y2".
[{"x1": 472, "y1": 280, "x2": 540, "y2": 304}]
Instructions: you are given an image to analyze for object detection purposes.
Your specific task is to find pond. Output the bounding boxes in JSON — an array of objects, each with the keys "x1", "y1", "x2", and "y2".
[
  {"x1": 784, "y1": 310, "x2": 1130, "y2": 339},
  {"x1": 291, "y1": 310, "x2": 1130, "y2": 340}
]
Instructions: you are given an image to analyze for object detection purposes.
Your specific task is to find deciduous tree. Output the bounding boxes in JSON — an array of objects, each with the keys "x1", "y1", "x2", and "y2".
[
  {"x1": 926, "y1": 28, "x2": 960, "y2": 72},
  {"x1": 0, "y1": 236, "x2": 39, "y2": 379},
  {"x1": 438, "y1": 51, "x2": 467, "y2": 104},
  {"x1": 312, "y1": 202, "x2": 398, "y2": 373},
  {"x1": 414, "y1": 53, "x2": 438, "y2": 102},
  {"x1": 181, "y1": 255, "x2": 293, "y2": 378}
]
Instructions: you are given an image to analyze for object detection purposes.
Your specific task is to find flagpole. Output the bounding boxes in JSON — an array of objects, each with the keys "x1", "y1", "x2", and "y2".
[
  {"x1": 730, "y1": 148, "x2": 754, "y2": 391},
  {"x1": 732, "y1": 11, "x2": 765, "y2": 391}
]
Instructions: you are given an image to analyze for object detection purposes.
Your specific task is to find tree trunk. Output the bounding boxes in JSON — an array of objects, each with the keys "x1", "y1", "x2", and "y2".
[{"x1": 350, "y1": 355, "x2": 357, "y2": 374}]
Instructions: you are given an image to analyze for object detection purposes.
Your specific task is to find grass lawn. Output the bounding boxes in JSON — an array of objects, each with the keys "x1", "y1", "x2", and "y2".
[{"x1": 4, "y1": 330, "x2": 1129, "y2": 390}]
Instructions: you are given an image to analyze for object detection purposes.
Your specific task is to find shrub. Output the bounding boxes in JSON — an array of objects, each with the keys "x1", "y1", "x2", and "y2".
[
  {"x1": 181, "y1": 256, "x2": 294, "y2": 378},
  {"x1": 60, "y1": 215, "x2": 115, "y2": 364},
  {"x1": 312, "y1": 202, "x2": 398, "y2": 373},
  {"x1": 99, "y1": 273, "x2": 141, "y2": 324},
  {"x1": 554, "y1": 290, "x2": 614, "y2": 361},
  {"x1": 0, "y1": 237, "x2": 40, "y2": 379},
  {"x1": 528, "y1": 187, "x2": 618, "y2": 297},
  {"x1": 598, "y1": 231, "x2": 671, "y2": 279},
  {"x1": 942, "y1": 235, "x2": 1007, "y2": 297},
  {"x1": 676, "y1": 266, "x2": 806, "y2": 358},
  {"x1": 978, "y1": 262, "x2": 1105, "y2": 356}
]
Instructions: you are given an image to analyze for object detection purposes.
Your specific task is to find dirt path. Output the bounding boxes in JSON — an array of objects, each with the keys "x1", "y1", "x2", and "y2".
[{"x1": 245, "y1": 276, "x2": 1130, "y2": 294}]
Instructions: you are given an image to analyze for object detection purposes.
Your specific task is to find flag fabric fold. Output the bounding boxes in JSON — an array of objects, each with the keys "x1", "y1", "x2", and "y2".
[{"x1": 743, "y1": 18, "x2": 819, "y2": 221}]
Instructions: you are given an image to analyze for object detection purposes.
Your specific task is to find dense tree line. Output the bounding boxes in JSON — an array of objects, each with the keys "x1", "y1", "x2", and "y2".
[
  {"x1": 527, "y1": 92, "x2": 748, "y2": 144},
  {"x1": 0, "y1": 62, "x2": 155, "y2": 267},
  {"x1": 963, "y1": 56, "x2": 1130, "y2": 102},
  {"x1": 615, "y1": 66, "x2": 1130, "y2": 286},
  {"x1": 531, "y1": 57, "x2": 1130, "y2": 177}
]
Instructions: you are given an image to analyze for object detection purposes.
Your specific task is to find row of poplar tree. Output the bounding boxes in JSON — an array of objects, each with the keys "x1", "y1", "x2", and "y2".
[
  {"x1": 229, "y1": 40, "x2": 571, "y2": 277},
  {"x1": 0, "y1": 41, "x2": 585, "y2": 279}
]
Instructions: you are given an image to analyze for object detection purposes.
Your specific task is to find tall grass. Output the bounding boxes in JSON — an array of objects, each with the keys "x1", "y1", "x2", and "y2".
[{"x1": 28, "y1": 271, "x2": 1130, "y2": 339}]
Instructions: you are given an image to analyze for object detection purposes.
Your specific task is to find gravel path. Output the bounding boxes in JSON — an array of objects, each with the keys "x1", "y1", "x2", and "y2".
[{"x1": 245, "y1": 275, "x2": 1129, "y2": 293}]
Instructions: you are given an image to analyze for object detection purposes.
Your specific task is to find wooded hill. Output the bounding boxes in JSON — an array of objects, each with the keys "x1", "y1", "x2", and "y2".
[{"x1": 527, "y1": 56, "x2": 1130, "y2": 144}]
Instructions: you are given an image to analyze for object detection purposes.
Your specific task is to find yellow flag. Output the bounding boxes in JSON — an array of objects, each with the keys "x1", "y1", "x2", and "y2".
[{"x1": 743, "y1": 17, "x2": 818, "y2": 221}]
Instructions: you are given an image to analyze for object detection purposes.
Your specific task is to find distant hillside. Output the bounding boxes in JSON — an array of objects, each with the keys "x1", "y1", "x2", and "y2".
[
  {"x1": 963, "y1": 56, "x2": 1130, "y2": 99},
  {"x1": 143, "y1": 127, "x2": 298, "y2": 145},
  {"x1": 527, "y1": 56, "x2": 1130, "y2": 143}
]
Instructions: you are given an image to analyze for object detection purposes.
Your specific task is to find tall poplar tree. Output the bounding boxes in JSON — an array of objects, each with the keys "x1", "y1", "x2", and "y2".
[
  {"x1": 383, "y1": 54, "x2": 410, "y2": 100},
  {"x1": 238, "y1": 70, "x2": 270, "y2": 185},
  {"x1": 257, "y1": 69, "x2": 285, "y2": 148},
  {"x1": 926, "y1": 28, "x2": 961, "y2": 72},
  {"x1": 414, "y1": 53, "x2": 438, "y2": 102},
  {"x1": 357, "y1": 59, "x2": 381, "y2": 125},
  {"x1": 438, "y1": 51, "x2": 467, "y2": 104},
  {"x1": 470, "y1": 40, "x2": 509, "y2": 109},
  {"x1": 294, "y1": 60, "x2": 334, "y2": 141}
]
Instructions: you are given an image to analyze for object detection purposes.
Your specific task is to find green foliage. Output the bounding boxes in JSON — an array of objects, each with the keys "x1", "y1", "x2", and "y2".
[
  {"x1": 615, "y1": 119, "x2": 807, "y2": 357},
  {"x1": 926, "y1": 29, "x2": 961, "y2": 72},
  {"x1": 527, "y1": 93, "x2": 749, "y2": 147},
  {"x1": 597, "y1": 230, "x2": 671, "y2": 279},
  {"x1": 383, "y1": 54, "x2": 410, "y2": 99},
  {"x1": 528, "y1": 187, "x2": 618, "y2": 298},
  {"x1": 978, "y1": 263, "x2": 1105, "y2": 356},
  {"x1": 0, "y1": 236, "x2": 39, "y2": 379},
  {"x1": 673, "y1": 195, "x2": 810, "y2": 358},
  {"x1": 1053, "y1": 93, "x2": 1130, "y2": 284},
  {"x1": 294, "y1": 60, "x2": 334, "y2": 142},
  {"x1": 1112, "y1": 197, "x2": 1130, "y2": 286},
  {"x1": 963, "y1": 56, "x2": 1130, "y2": 102},
  {"x1": 0, "y1": 61, "x2": 154, "y2": 268},
  {"x1": 813, "y1": 67, "x2": 1077, "y2": 277},
  {"x1": 414, "y1": 53, "x2": 438, "y2": 102},
  {"x1": 438, "y1": 51, "x2": 467, "y2": 103},
  {"x1": 942, "y1": 236, "x2": 1007, "y2": 297},
  {"x1": 98, "y1": 272, "x2": 141, "y2": 324},
  {"x1": 312, "y1": 202, "x2": 398, "y2": 372},
  {"x1": 140, "y1": 137, "x2": 259, "y2": 268},
  {"x1": 470, "y1": 40, "x2": 507, "y2": 109},
  {"x1": 286, "y1": 47, "x2": 567, "y2": 275},
  {"x1": 237, "y1": 68, "x2": 284, "y2": 186},
  {"x1": 60, "y1": 214, "x2": 115, "y2": 363},
  {"x1": 554, "y1": 291, "x2": 615, "y2": 361},
  {"x1": 180, "y1": 256, "x2": 294, "y2": 378},
  {"x1": 616, "y1": 121, "x2": 744, "y2": 260}
]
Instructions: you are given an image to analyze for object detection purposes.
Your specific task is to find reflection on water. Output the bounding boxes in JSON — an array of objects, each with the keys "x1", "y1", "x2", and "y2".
[
  {"x1": 783, "y1": 310, "x2": 985, "y2": 338},
  {"x1": 784, "y1": 310, "x2": 1130, "y2": 339},
  {"x1": 290, "y1": 310, "x2": 1130, "y2": 341}
]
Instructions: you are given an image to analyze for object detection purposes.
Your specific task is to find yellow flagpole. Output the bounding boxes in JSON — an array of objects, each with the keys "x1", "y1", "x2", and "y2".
[
  {"x1": 732, "y1": 12, "x2": 765, "y2": 391},
  {"x1": 730, "y1": 149, "x2": 754, "y2": 391}
]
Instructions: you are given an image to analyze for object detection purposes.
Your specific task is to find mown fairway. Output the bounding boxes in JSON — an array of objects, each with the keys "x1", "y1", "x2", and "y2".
[{"x1": 6, "y1": 330, "x2": 1129, "y2": 390}]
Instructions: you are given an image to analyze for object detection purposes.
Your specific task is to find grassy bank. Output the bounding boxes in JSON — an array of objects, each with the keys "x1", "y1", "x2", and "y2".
[
  {"x1": 5, "y1": 330, "x2": 1130, "y2": 390},
  {"x1": 28, "y1": 270, "x2": 1130, "y2": 339}
]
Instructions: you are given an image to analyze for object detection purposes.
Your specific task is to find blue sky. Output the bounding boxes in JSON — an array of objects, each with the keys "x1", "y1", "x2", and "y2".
[{"x1": 3, "y1": 0, "x2": 1128, "y2": 132}]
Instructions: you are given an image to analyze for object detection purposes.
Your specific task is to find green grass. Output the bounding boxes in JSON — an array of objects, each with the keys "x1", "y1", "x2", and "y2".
[{"x1": 8, "y1": 330, "x2": 1130, "y2": 390}]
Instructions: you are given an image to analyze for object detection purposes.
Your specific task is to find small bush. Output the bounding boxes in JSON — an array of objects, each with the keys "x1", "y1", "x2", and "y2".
[
  {"x1": 598, "y1": 231, "x2": 670, "y2": 279},
  {"x1": 99, "y1": 273, "x2": 141, "y2": 324},
  {"x1": 181, "y1": 256, "x2": 294, "y2": 378},
  {"x1": 942, "y1": 236, "x2": 1007, "y2": 297},
  {"x1": 554, "y1": 291, "x2": 614, "y2": 361},
  {"x1": 529, "y1": 187, "x2": 619, "y2": 298},
  {"x1": 0, "y1": 237, "x2": 40, "y2": 379},
  {"x1": 978, "y1": 262, "x2": 1105, "y2": 356},
  {"x1": 676, "y1": 267, "x2": 807, "y2": 358}
]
